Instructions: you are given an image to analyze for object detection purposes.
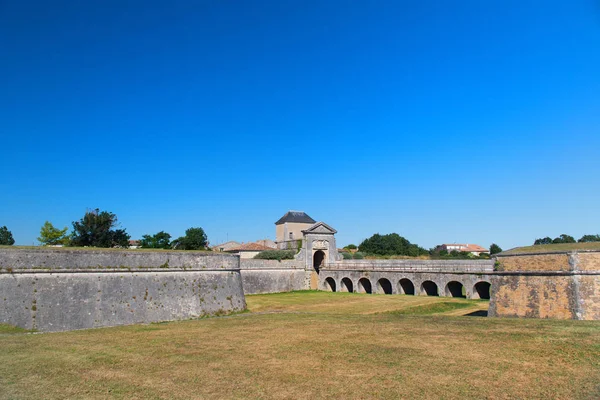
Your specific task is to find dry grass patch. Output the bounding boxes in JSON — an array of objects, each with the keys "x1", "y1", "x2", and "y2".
[
  {"x1": 0, "y1": 292, "x2": 598, "y2": 399},
  {"x1": 246, "y1": 290, "x2": 484, "y2": 315},
  {"x1": 501, "y1": 242, "x2": 600, "y2": 254}
]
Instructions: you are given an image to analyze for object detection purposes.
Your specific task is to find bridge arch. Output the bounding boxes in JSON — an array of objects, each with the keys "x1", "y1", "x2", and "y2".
[
  {"x1": 358, "y1": 278, "x2": 372, "y2": 294},
  {"x1": 421, "y1": 280, "x2": 439, "y2": 296},
  {"x1": 324, "y1": 277, "x2": 336, "y2": 292},
  {"x1": 445, "y1": 281, "x2": 466, "y2": 298},
  {"x1": 472, "y1": 281, "x2": 491, "y2": 299},
  {"x1": 340, "y1": 278, "x2": 353, "y2": 293},
  {"x1": 376, "y1": 278, "x2": 393, "y2": 294},
  {"x1": 398, "y1": 278, "x2": 415, "y2": 295}
]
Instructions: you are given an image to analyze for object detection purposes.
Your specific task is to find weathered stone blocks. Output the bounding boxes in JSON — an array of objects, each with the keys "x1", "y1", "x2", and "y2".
[
  {"x1": 239, "y1": 259, "x2": 307, "y2": 294},
  {"x1": 489, "y1": 250, "x2": 600, "y2": 320},
  {"x1": 0, "y1": 248, "x2": 246, "y2": 331}
]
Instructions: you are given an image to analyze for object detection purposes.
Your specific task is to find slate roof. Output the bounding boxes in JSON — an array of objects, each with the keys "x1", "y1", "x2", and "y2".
[{"x1": 275, "y1": 211, "x2": 316, "y2": 225}]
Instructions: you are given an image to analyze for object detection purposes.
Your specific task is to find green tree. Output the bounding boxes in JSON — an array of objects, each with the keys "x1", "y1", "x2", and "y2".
[
  {"x1": 534, "y1": 237, "x2": 553, "y2": 245},
  {"x1": 344, "y1": 244, "x2": 357, "y2": 250},
  {"x1": 172, "y1": 227, "x2": 208, "y2": 250},
  {"x1": 358, "y1": 233, "x2": 427, "y2": 256},
  {"x1": 70, "y1": 208, "x2": 130, "y2": 248},
  {"x1": 490, "y1": 243, "x2": 503, "y2": 255},
  {"x1": 140, "y1": 231, "x2": 172, "y2": 249},
  {"x1": 578, "y1": 234, "x2": 600, "y2": 243},
  {"x1": 552, "y1": 234, "x2": 576, "y2": 244},
  {"x1": 38, "y1": 221, "x2": 69, "y2": 246},
  {"x1": 0, "y1": 226, "x2": 15, "y2": 245}
]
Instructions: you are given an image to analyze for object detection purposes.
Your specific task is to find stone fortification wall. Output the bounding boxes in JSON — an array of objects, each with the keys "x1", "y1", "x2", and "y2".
[
  {"x1": 0, "y1": 248, "x2": 246, "y2": 332},
  {"x1": 0, "y1": 247, "x2": 239, "y2": 270},
  {"x1": 239, "y1": 259, "x2": 307, "y2": 294},
  {"x1": 489, "y1": 250, "x2": 600, "y2": 320}
]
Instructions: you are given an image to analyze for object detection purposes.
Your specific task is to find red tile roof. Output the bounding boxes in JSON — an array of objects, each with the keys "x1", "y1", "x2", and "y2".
[
  {"x1": 227, "y1": 242, "x2": 274, "y2": 252},
  {"x1": 439, "y1": 243, "x2": 488, "y2": 252},
  {"x1": 461, "y1": 244, "x2": 488, "y2": 252}
]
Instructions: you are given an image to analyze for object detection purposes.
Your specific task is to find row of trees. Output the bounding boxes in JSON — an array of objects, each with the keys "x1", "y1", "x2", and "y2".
[
  {"x1": 534, "y1": 234, "x2": 600, "y2": 245},
  {"x1": 3, "y1": 208, "x2": 209, "y2": 250},
  {"x1": 35, "y1": 209, "x2": 131, "y2": 247},
  {"x1": 140, "y1": 228, "x2": 208, "y2": 250},
  {"x1": 346, "y1": 233, "x2": 503, "y2": 259}
]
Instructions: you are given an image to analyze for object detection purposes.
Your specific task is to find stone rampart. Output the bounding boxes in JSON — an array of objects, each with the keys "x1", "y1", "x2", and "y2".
[
  {"x1": 489, "y1": 250, "x2": 600, "y2": 320},
  {"x1": 0, "y1": 248, "x2": 246, "y2": 332},
  {"x1": 320, "y1": 259, "x2": 493, "y2": 299},
  {"x1": 239, "y1": 259, "x2": 307, "y2": 294}
]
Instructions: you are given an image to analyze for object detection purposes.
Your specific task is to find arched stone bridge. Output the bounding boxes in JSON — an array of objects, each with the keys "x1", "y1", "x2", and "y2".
[{"x1": 319, "y1": 260, "x2": 493, "y2": 299}]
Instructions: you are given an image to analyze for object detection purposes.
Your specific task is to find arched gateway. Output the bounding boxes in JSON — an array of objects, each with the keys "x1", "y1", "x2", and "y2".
[
  {"x1": 273, "y1": 211, "x2": 340, "y2": 290},
  {"x1": 303, "y1": 222, "x2": 339, "y2": 289},
  {"x1": 272, "y1": 210, "x2": 493, "y2": 299}
]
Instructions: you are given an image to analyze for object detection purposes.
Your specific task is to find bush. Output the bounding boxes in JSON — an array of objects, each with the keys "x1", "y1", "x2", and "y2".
[
  {"x1": 254, "y1": 250, "x2": 296, "y2": 261},
  {"x1": 353, "y1": 252, "x2": 364, "y2": 259},
  {"x1": 341, "y1": 252, "x2": 353, "y2": 260}
]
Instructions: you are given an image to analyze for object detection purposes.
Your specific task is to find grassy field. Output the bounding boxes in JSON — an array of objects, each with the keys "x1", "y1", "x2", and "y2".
[
  {"x1": 501, "y1": 242, "x2": 600, "y2": 254},
  {"x1": 1, "y1": 291, "x2": 599, "y2": 399}
]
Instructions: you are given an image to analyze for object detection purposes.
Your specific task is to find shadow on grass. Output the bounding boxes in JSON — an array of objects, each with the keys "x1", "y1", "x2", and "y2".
[{"x1": 464, "y1": 310, "x2": 488, "y2": 317}]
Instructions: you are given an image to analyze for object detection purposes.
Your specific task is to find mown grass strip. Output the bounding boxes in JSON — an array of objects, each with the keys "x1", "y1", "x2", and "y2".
[
  {"x1": 0, "y1": 323, "x2": 31, "y2": 334},
  {"x1": 384, "y1": 301, "x2": 474, "y2": 315}
]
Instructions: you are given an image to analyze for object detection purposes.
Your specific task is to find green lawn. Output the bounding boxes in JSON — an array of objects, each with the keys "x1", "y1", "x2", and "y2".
[{"x1": 0, "y1": 291, "x2": 598, "y2": 399}]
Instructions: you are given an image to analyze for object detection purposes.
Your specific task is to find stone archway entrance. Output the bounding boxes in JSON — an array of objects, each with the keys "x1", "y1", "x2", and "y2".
[
  {"x1": 300, "y1": 221, "x2": 338, "y2": 290},
  {"x1": 313, "y1": 250, "x2": 326, "y2": 273},
  {"x1": 311, "y1": 250, "x2": 326, "y2": 289}
]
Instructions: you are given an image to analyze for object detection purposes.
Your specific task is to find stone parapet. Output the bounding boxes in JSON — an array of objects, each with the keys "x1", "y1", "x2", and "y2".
[
  {"x1": 326, "y1": 259, "x2": 493, "y2": 273},
  {"x1": 239, "y1": 259, "x2": 303, "y2": 270},
  {"x1": 239, "y1": 259, "x2": 307, "y2": 294},
  {"x1": 0, "y1": 247, "x2": 237, "y2": 271}
]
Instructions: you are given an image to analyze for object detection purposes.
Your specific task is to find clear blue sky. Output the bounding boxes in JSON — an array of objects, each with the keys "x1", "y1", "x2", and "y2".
[{"x1": 1, "y1": 1, "x2": 599, "y2": 250}]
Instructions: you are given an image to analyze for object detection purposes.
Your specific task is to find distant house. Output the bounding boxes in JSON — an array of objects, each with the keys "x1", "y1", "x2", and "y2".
[
  {"x1": 225, "y1": 242, "x2": 274, "y2": 259},
  {"x1": 129, "y1": 240, "x2": 140, "y2": 249},
  {"x1": 211, "y1": 241, "x2": 241, "y2": 252},
  {"x1": 275, "y1": 211, "x2": 316, "y2": 248},
  {"x1": 435, "y1": 243, "x2": 489, "y2": 256}
]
